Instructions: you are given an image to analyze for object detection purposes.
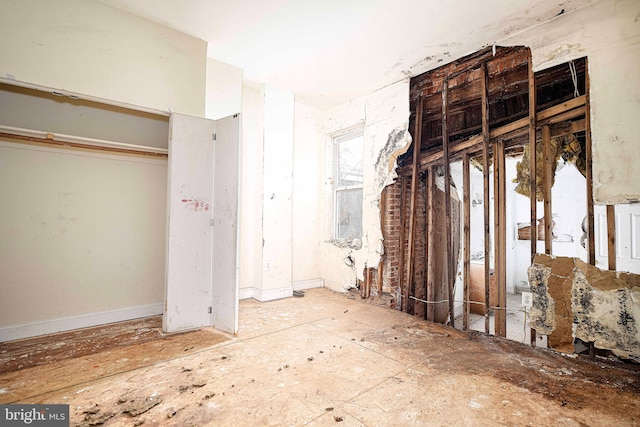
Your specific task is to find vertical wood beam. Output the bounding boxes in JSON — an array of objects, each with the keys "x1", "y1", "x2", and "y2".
[
  {"x1": 463, "y1": 153, "x2": 471, "y2": 331},
  {"x1": 527, "y1": 49, "x2": 538, "y2": 346},
  {"x1": 398, "y1": 177, "x2": 407, "y2": 310},
  {"x1": 442, "y1": 81, "x2": 455, "y2": 328},
  {"x1": 494, "y1": 141, "x2": 507, "y2": 337},
  {"x1": 528, "y1": 49, "x2": 538, "y2": 263},
  {"x1": 481, "y1": 63, "x2": 491, "y2": 334},
  {"x1": 378, "y1": 260, "x2": 384, "y2": 296},
  {"x1": 426, "y1": 167, "x2": 436, "y2": 322},
  {"x1": 607, "y1": 205, "x2": 616, "y2": 271},
  {"x1": 542, "y1": 125, "x2": 553, "y2": 255},
  {"x1": 585, "y1": 58, "x2": 596, "y2": 266},
  {"x1": 405, "y1": 96, "x2": 424, "y2": 313}
]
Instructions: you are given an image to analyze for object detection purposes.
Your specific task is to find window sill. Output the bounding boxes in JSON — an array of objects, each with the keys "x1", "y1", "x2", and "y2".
[{"x1": 329, "y1": 238, "x2": 362, "y2": 250}]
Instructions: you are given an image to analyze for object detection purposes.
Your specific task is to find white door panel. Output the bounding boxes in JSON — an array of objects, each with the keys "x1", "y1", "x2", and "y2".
[
  {"x1": 595, "y1": 203, "x2": 640, "y2": 274},
  {"x1": 211, "y1": 114, "x2": 240, "y2": 334},
  {"x1": 165, "y1": 113, "x2": 215, "y2": 332}
]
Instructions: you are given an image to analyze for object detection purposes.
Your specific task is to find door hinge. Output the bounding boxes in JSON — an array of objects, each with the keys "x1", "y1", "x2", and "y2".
[
  {"x1": 210, "y1": 218, "x2": 215, "y2": 227},
  {"x1": 208, "y1": 306, "x2": 212, "y2": 314},
  {"x1": 212, "y1": 133, "x2": 216, "y2": 141}
]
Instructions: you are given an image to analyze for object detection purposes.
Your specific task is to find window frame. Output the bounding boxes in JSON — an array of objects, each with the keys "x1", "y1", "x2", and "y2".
[{"x1": 331, "y1": 127, "x2": 364, "y2": 242}]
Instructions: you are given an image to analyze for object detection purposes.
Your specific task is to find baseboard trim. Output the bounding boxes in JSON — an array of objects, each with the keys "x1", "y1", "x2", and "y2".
[
  {"x1": 0, "y1": 303, "x2": 163, "y2": 343},
  {"x1": 253, "y1": 287, "x2": 293, "y2": 302},
  {"x1": 292, "y1": 278, "x2": 324, "y2": 291},
  {"x1": 238, "y1": 287, "x2": 254, "y2": 300}
]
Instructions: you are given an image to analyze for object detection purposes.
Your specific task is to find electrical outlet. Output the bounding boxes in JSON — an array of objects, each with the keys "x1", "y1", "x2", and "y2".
[
  {"x1": 521, "y1": 291, "x2": 533, "y2": 308},
  {"x1": 264, "y1": 259, "x2": 271, "y2": 271}
]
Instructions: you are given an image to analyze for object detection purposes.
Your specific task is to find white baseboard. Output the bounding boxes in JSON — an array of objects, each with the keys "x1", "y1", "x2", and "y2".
[
  {"x1": 253, "y1": 286, "x2": 293, "y2": 302},
  {"x1": 238, "y1": 287, "x2": 254, "y2": 300},
  {"x1": 292, "y1": 278, "x2": 324, "y2": 291},
  {"x1": 0, "y1": 302, "x2": 163, "y2": 343},
  {"x1": 239, "y1": 279, "x2": 324, "y2": 301}
]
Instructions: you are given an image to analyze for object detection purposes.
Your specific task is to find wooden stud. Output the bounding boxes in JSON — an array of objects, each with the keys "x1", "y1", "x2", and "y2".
[
  {"x1": 426, "y1": 167, "x2": 436, "y2": 322},
  {"x1": 405, "y1": 96, "x2": 424, "y2": 313},
  {"x1": 542, "y1": 125, "x2": 553, "y2": 255},
  {"x1": 442, "y1": 81, "x2": 455, "y2": 328},
  {"x1": 481, "y1": 63, "x2": 491, "y2": 334},
  {"x1": 463, "y1": 153, "x2": 471, "y2": 331},
  {"x1": 527, "y1": 49, "x2": 538, "y2": 347},
  {"x1": 378, "y1": 260, "x2": 384, "y2": 296},
  {"x1": 494, "y1": 140, "x2": 507, "y2": 337},
  {"x1": 403, "y1": 97, "x2": 586, "y2": 173},
  {"x1": 585, "y1": 58, "x2": 596, "y2": 266},
  {"x1": 607, "y1": 205, "x2": 616, "y2": 271}
]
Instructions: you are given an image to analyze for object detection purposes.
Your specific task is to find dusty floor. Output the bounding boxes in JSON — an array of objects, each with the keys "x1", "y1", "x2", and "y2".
[{"x1": 1, "y1": 288, "x2": 639, "y2": 426}]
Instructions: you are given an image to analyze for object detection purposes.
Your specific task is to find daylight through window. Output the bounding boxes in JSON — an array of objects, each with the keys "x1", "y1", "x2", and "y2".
[{"x1": 334, "y1": 132, "x2": 363, "y2": 240}]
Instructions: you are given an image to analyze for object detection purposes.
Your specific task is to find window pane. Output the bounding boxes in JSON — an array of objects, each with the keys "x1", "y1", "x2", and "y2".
[
  {"x1": 336, "y1": 188, "x2": 362, "y2": 239},
  {"x1": 338, "y1": 135, "x2": 363, "y2": 187}
]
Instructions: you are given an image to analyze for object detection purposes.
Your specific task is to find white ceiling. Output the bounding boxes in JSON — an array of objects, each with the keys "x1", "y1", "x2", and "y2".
[{"x1": 98, "y1": 0, "x2": 592, "y2": 109}]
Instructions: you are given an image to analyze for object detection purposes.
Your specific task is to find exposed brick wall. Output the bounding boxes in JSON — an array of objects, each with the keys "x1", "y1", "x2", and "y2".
[{"x1": 380, "y1": 172, "x2": 429, "y2": 315}]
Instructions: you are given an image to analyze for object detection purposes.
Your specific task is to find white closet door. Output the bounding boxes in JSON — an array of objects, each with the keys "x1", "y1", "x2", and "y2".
[
  {"x1": 211, "y1": 114, "x2": 240, "y2": 334},
  {"x1": 164, "y1": 113, "x2": 215, "y2": 332}
]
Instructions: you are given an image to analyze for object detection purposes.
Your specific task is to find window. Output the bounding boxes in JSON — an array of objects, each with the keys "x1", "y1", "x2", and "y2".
[{"x1": 334, "y1": 131, "x2": 363, "y2": 240}]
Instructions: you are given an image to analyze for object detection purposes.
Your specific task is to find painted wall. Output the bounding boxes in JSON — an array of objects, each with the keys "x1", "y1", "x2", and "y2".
[
  {"x1": 502, "y1": 0, "x2": 640, "y2": 204},
  {"x1": 0, "y1": 83, "x2": 169, "y2": 149},
  {"x1": 238, "y1": 84, "x2": 264, "y2": 298},
  {"x1": 292, "y1": 102, "x2": 324, "y2": 283},
  {"x1": 319, "y1": 80, "x2": 412, "y2": 292},
  {"x1": 0, "y1": 138, "x2": 167, "y2": 341},
  {"x1": 261, "y1": 86, "x2": 294, "y2": 299},
  {"x1": 206, "y1": 58, "x2": 243, "y2": 120},
  {"x1": 0, "y1": 0, "x2": 206, "y2": 115}
]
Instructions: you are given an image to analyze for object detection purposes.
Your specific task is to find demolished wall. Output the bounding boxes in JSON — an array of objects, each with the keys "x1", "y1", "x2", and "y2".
[{"x1": 529, "y1": 254, "x2": 640, "y2": 361}]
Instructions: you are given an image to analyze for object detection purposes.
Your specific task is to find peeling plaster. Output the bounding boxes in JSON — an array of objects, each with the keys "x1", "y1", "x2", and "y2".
[
  {"x1": 529, "y1": 255, "x2": 640, "y2": 361},
  {"x1": 528, "y1": 263, "x2": 556, "y2": 335},
  {"x1": 572, "y1": 262, "x2": 640, "y2": 361},
  {"x1": 501, "y1": 0, "x2": 640, "y2": 204},
  {"x1": 320, "y1": 79, "x2": 410, "y2": 290}
]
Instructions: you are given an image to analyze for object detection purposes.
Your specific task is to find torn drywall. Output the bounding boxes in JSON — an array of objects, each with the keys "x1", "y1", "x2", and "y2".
[
  {"x1": 528, "y1": 263, "x2": 556, "y2": 335},
  {"x1": 529, "y1": 254, "x2": 640, "y2": 361},
  {"x1": 572, "y1": 260, "x2": 640, "y2": 362}
]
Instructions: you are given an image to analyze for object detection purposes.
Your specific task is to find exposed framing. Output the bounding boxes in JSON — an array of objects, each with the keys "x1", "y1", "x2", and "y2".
[{"x1": 390, "y1": 48, "x2": 596, "y2": 345}]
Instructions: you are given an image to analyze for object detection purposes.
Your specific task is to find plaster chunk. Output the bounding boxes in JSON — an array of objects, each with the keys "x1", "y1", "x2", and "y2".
[
  {"x1": 528, "y1": 254, "x2": 640, "y2": 361},
  {"x1": 528, "y1": 263, "x2": 556, "y2": 335},
  {"x1": 572, "y1": 263, "x2": 640, "y2": 362}
]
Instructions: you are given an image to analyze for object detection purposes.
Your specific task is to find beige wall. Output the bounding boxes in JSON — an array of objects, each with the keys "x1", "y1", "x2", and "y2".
[
  {"x1": 0, "y1": 138, "x2": 167, "y2": 340},
  {"x1": 206, "y1": 58, "x2": 243, "y2": 120},
  {"x1": 0, "y1": 0, "x2": 207, "y2": 115}
]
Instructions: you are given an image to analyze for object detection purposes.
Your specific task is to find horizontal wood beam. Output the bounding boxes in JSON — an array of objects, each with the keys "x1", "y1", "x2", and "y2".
[{"x1": 403, "y1": 95, "x2": 586, "y2": 171}]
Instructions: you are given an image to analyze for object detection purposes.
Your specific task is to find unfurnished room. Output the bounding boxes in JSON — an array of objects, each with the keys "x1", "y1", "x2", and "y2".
[{"x1": 1, "y1": 0, "x2": 639, "y2": 426}]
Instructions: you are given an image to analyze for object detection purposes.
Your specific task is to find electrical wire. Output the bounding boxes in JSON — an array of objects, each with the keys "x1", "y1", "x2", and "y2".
[{"x1": 569, "y1": 60, "x2": 580, "y2": 97}]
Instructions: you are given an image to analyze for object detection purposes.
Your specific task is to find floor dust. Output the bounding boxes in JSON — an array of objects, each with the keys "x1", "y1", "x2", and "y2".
[{"x1": 1, "y1": 288, "x2": 638, "y2": 426}]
